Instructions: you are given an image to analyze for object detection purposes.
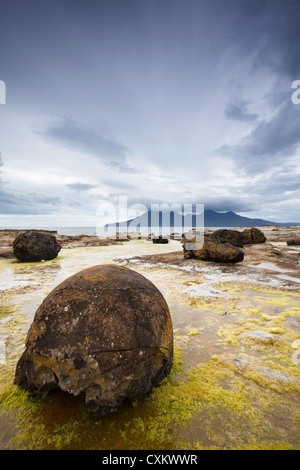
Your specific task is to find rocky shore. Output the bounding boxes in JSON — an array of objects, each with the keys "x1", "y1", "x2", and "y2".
[
  {"x1": 0, "y1": 224, "x2": 299, "y2": 450},
  {"x1": 1, "y1": 224, "x2": 299, "y2": 258},
  {"x1": 0, "y1": 229, "x2": 144, "y2": 259}
]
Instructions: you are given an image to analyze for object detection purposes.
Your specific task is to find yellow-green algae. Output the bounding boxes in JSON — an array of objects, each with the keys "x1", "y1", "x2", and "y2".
[
  {"x1": 1, "y1": 342, "x2": 299, "y2": 450},
  {"x1": 188, "y1": 329, "x2": 200, "y2": 336},
  {"x1": 0, "y1": 254, "x2": 65, "y2": 273},
  {"x1": 1, "y1": 251, "x2": 300, "y2": 450}
]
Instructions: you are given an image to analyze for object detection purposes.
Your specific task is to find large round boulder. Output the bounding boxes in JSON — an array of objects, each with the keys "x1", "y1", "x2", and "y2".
[
  {"x1": 14, "y1": 264, "x2": 173, "y2": 418},
  {"x1": 13, "y1": 231, "x2": 61, "y2": 261}
]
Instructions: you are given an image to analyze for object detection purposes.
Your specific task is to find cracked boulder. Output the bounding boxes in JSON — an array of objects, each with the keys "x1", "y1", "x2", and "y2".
[
  {"x1": 14, "y1": 264, "x2": 173, "y2": 418},
  {"x1": 241, "y1": 227, "x2": 266, "y2": 245}
]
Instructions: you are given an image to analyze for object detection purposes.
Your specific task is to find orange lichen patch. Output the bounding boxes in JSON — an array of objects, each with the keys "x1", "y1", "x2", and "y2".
[
  {"x1": 83, "y1": 274, "x2": 98, "y2": 281},
  {"x1": 159, "y1": 316, "x2": 174, "y2": 352},
  {"x1": 83, "y1": 272, "x2": 108, "y2": 281},
  {"x1": 115, "y1": 265, "x2": 129, "y2": 271}
]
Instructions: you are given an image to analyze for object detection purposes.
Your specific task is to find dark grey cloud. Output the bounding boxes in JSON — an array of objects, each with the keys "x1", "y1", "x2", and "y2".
[
  {"x1": 1, "y1": 0, "x2": 300, "y2": 223},
  {"x1": 35, "y1": 116, "x2": 130, "y2": 166},
  {"x1": 0, "y1": 158, "x2": 80, "y2": 215},
  {"x1": 66, "y1": 182, "x2": 97, "y2": 192},
  {"x1": 0, "y1": 182, "x2": 79, "y2": 215},
  {"x1": 98, "y1": 191, "x2": 253, "y2": 215},
  {"x1": 218, "y1": 101, "x2": 300, "y2": 175},
  {"x1": 253, "y1": 0, "x2": 300, "y2": 79},
  {"x1": 224, "y1": 98, "x2": 258, "y2": 122}
]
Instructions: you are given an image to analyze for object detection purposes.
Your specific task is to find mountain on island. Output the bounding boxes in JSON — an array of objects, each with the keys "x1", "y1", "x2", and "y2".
[
  {"x1": 203, "y1": 210, "x2": 298, "y2": 227},
  {"x1": 103, "y1": 209, "x2": 298, "y2": 233}
]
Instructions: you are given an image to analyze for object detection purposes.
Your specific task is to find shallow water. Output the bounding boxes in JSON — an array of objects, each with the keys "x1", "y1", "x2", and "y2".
[
  {"x1": 248, "y1": 262, "x2": 294, "y2": 273},
  {"x1": 0, "y1": 240, "x2": 300, "y2": 450}
]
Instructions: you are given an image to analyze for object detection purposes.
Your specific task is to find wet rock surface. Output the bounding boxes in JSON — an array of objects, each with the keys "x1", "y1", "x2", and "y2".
[
  {"x1": 14, "y1": 264, "x2": 173, "y2": 418},
  {"x1": 13, "y1": 231, "x2": 61, "y2": 262},
  {"x1": 1, "y1": 227, "x2": 300, "y2": 449}
]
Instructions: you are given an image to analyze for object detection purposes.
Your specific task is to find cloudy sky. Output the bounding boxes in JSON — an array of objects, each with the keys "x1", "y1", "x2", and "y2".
[{"x1": 0, "y1": 0, "x2": 300, "y2": 227}]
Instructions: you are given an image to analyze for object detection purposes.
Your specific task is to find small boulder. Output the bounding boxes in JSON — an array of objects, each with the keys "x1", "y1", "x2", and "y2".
[
  {"x1": 241, "y1": 228, "x2": 266, "y2": 244},
  {"x1": 14, "y1": 264, "x2": 173, "y2": 418},
  {"x1": 287, "y1": 238, "x2": 300, "y2": 246},
  {"x1": 13, "y1": 231, "x2": 61, "y2": 262},
  {"x1": 209, "y1": 229, "x2": 244, "y2": 247},
  {"x1": 153, "y1": 236, "x2": 169, "y2": 244},
  {"x1": 183, "y1": 239, "x2": 244, "y2": 263}
]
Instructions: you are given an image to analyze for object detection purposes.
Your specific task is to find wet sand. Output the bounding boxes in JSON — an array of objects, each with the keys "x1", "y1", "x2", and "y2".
[{"x1": 0, "y1": 226, "x2": 299, "y2": 450}]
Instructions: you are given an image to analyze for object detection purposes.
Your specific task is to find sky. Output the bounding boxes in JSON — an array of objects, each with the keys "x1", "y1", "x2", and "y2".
[{"x1": 0, "y1": 0, "x2": 300, "y2": 227}]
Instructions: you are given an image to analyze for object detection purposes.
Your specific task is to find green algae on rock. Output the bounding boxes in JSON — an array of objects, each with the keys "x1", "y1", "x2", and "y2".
[{"x1": 14, "y1": 264, "x2": 173, "y2": 419}]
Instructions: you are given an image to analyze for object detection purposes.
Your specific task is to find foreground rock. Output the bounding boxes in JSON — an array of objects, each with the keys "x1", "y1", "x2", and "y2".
[
  {"x1": 14, "y1": 264, "x2": 173, "y2": 418},
  {"x1": 183, "y1": 239, "x2": 244, "y2": 263},
  {"x1": 13, "y1": 231, "x2": 61, "y2": 262}
]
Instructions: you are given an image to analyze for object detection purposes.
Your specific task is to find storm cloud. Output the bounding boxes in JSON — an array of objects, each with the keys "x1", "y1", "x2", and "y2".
[
  {"x1": 218, "y1": 101, "x2": 300, "y2": 175},
  {"x1": 0, "y1": 0, "x2": 299, "y2": 224},
  {"x1": 224, "y1": 99, "x2": 258, "y2": 122},
  {"x1": 36, "y1": 116, "x2": 130, "y2": 166}
]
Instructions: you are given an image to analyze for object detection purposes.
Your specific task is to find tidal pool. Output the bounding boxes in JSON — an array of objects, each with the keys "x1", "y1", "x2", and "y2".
[{"x1": 0, "y1": 240, "x2": 299, "y2": 450}]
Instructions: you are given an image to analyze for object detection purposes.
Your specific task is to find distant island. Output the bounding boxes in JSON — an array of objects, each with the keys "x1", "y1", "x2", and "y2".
[
  {"x1": 203, "y1": 210, "x2": 298, "y2": 228},
  {"x1": 104, "y1": 209, "x2": 299, "y2": 234}
]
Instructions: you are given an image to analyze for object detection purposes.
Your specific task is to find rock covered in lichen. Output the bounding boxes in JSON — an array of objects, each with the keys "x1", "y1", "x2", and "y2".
[
  {"x1": 183, "y1": 239, "x2": 244, "y2": 263},
  {"x1": 14, "y1": 264, "x2": 173, "y2": 418},
  {"x1": 13, "y1": 231, "x2": 61, "y2": 262}
]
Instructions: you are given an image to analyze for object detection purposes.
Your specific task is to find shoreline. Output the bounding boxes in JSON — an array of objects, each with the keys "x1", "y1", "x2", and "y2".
[
  {"x1": 1, "y1": 225, "x2": 300, "y2": 257},
  {"x1": 0, "y1": 225, "x2": 299, "y2": 449}
]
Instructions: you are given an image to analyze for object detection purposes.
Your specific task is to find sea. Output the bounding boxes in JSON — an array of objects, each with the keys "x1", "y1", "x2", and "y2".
[{"x1": 0, "y1": 226, "x2": 225, "y2": 236}]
